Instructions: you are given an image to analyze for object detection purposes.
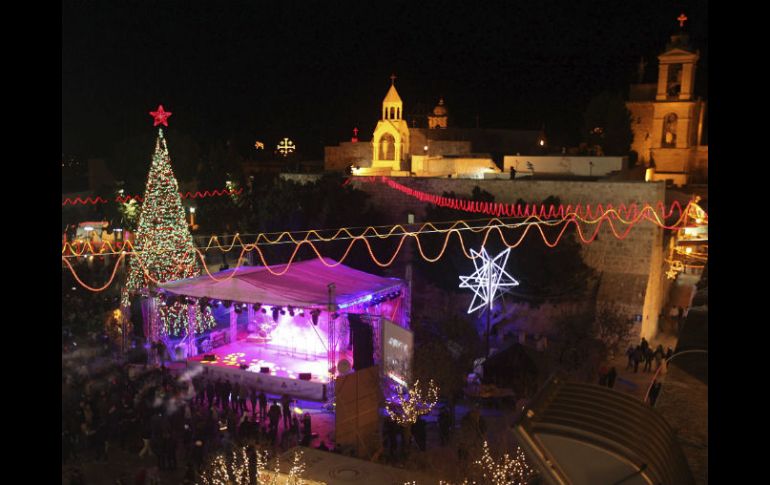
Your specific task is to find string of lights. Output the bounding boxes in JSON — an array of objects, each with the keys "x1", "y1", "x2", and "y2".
[
  {"x1": 352, "y1": 175, "x2": 706, "y2": 225},
  {"x1": 61, "y1": 196, "x2": 694, "y2": 257},
  {"x1": 61, "y1": 187, "x2": 243, "y2": 206},
  {"x1": 62, "y1": 212, "x2": 673, "y2": 291},
  {"x1": 63, "y1": 216, "x2": 565, "y2": 256}
]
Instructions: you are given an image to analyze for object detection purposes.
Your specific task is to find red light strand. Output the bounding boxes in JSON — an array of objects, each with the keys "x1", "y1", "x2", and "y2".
[
  {"x1": 61, "y1": 188, "x2": 243, "y2": 206},
  {"x1": 353, "y1": 176, "x2": 705, "y2": 226}
]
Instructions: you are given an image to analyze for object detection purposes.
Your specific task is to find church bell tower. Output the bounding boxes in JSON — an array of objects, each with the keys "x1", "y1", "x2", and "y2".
[{"x1": 372, "y1": 75, "x2": 410, "y2": 171}]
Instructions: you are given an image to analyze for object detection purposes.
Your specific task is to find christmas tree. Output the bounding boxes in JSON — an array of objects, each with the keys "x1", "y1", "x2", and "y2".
[{"x1": 122, "y1": 105, "x2": 215, "y2": 338}]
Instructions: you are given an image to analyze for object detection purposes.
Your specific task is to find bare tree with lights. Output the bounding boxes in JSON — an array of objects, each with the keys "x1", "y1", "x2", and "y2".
[
  {"x1": 474, "y1": 441, "x2": 536, "y2": 485},
  {"x1": 198, "y1": 446, "x2": 309, "y2": 485},
  {"x1": 385, "y1": 379, "x2": 439, "y2": 452}
]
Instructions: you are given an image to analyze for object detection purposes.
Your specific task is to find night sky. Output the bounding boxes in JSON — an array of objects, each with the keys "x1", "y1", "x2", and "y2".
[{"x1": 62, "y1": 0, "x2": 708, "y2": 160}]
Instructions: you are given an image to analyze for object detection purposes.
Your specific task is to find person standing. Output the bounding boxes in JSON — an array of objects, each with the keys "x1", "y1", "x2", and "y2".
[
  {"x1": 268, "y1": 401, "x2": 281, "y2": 440},
  {"x1": 654, "y1": 345, "x2": 664, "y2": 370},
  {"x1": 213, "y1": 378, "x2": 222, "y2": 409},
  {"x1": 598, "y1": 364, "x2": 609, "y2": 386},
  {"x1": 625, "y1": 345, "x2": 635, "y2": 370},
  {"x1": 249, "y1": 386, "x2": 258, "y2": 417},
  {"x1": 222, "y1": 379, "x2": 232, "y2": 410},
  {"x1": 412, "y1": 416, "x2": 427, "y2": 452},
  {"x1": 607, "y1": 367, "x2": 617, "y2": 389},
  {"x1": 632, "y1": 346, "x2": 642, "y2": 373},
  {"x1": 302, "y1": 412, "x2": 312, "y2": 444},
  {"x1": 232, "y1": 382, "x2": 241, "y2": 413},
  {"x1": 281, "y1": 394, "x2": 292, "y2": 429},
  {"x1": 649, "y1": 381, "x2": 662, "y2": 406},
  {"x1": 438, "y1": 407, "x2": 451, "y2": 446},
  {"x1": 643, "y1": 347, "x2": 654, "y2": 372},
  {"x1": 206, "y1": 379, "x2": 215, "y2": 409},
  {"x1": 258, "y1": 390, "x2": 268, "y2": 422}
]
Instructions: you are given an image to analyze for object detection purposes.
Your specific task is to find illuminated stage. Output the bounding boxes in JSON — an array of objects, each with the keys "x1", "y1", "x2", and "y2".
[
  {"x1": 159, "y1": 259, "x2": 412, "y2": 402},
  {"x1": 188, "y1": 339, "x2": 339, "y2": 401}
]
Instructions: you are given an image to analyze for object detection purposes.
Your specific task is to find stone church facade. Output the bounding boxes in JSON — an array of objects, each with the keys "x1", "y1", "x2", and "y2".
[{"x1": 626, "y1": 31, "x2": 708, "y2": 185}]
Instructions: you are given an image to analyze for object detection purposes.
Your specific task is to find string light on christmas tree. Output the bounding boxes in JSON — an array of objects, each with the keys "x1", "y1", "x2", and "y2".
[
  {"x1": 475, "y1": 441, "x2": 536, "y2": 485},
  {"x1": 385, "y1": 379, "x2": 439, "y2": 426},
  {"x1": 122, "y1": 106, "x2": 215, "y2": 337},
  {"x1": 459, "y1": 247, "x2": 519, "y2": 314}
]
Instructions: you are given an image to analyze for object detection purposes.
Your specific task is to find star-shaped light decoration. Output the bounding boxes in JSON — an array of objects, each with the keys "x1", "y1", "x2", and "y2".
[
  {"x1": 149, "y1": 105, "x2": 172, "y2": 127},
  {"x1": 459, "y1": 247, "x2": 519, "y2": 314}
]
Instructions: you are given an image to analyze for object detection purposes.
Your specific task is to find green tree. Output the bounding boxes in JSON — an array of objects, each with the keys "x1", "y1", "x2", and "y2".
[
  {"x1": 583, "y1": 91, "x2": 633, "y2": 156},
  {"x1": 123, "y1": 128, "x2": 215, "y2": 337}
]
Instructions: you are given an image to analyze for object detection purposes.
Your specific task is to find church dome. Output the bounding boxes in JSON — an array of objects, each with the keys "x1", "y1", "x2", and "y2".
[{"x1": 432, "y1": 98, "x2": 448, "y2": 116}]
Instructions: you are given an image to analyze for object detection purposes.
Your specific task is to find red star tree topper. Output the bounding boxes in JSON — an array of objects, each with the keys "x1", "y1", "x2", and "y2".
[{"x1": 150, "y1": 104, "x2": 172, "y2": 127}]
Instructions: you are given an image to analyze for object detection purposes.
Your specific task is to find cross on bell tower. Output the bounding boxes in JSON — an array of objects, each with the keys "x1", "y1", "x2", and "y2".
[
  {"x1": 390, "y1": 73, "x2": 396, "y2": 86},
  {"x1": 677, "y1": 12, "x2": 688, "y2": 28}
]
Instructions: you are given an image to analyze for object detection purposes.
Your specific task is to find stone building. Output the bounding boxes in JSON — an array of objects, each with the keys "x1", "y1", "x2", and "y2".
[
  {"x1": 324, "y1": 78, "x2": 542, "y2": 176},
  {"x1": 627, "y1": 28, "x2": 708, "y2": 186}
]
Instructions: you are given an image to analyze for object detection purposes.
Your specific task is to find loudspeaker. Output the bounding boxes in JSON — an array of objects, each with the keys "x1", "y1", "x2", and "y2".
[
  {"x1": 299, "y1": 373, "x2": 312, "y2": 381},
  {"x1": 260, "y1": 367, "x2": 271, "y2": 374},
  {"x1": 202, "y1": 354, "x2": 216, "y2": 362},
  {"x1": 349, "y1": 314, "x2": 374, "y2": 371}
]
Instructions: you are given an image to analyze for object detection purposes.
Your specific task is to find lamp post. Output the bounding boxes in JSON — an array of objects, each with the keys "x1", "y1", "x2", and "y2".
[{"x1": 189, "y1": 207, "x2": 196, "y2": 228}]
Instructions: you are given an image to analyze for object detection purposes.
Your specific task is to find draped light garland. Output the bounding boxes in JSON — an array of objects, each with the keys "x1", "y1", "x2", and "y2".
[
  {"x1": 62, "y1": 208, "x2": 687, "y2": 292},
  {"x1": 61, "y1": 187, "x2": 243, "y2": 206},
  {"x1": 351, "y1": 176, "x2": 704, "y2": 226}
]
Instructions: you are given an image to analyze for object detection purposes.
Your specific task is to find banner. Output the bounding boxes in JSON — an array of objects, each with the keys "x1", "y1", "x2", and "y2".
[{"x1": 190, "y1": 361, "x2": 326, "y2": 401}]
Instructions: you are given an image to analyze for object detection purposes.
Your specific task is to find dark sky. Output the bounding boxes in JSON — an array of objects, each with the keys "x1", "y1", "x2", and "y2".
[{"x1": 62, "y1": 0, "x2": 708, "y2": 160}]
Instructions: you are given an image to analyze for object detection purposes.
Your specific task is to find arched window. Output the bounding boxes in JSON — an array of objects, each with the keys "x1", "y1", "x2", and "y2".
[
  {"x1": 662, "y1": 113, "x2": 678, "y2": 147},
  {"x1": 379, "y1": 133, "x2": 396, "y2": 160}
]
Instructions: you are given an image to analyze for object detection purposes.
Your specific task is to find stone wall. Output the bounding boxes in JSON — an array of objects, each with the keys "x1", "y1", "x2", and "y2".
[
  {"x1": 503, "y1": 156, "x2": 626, "y2": 177},
  {"x1": 627, "y1": 101, "x2": 655, "y2": 164},
  {"x1": 324, "y1": 142, "x2": 372, "y2": 171},
  {"x1": 352, "y1": 177, "x2": 667, "y2": 339}
]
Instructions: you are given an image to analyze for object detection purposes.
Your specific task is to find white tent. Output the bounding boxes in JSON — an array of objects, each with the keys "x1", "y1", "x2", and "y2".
[{"x1": 158, "y1": 257, "x2": 404, "y2": 310}]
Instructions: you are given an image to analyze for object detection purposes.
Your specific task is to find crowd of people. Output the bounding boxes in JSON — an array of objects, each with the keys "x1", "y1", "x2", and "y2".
[
  {"x1": 625, "y1": 337, "x2": 674, "y2": 374},
  {"x1": 62, "y1": 346, "x2": 319, "y2": 485}
]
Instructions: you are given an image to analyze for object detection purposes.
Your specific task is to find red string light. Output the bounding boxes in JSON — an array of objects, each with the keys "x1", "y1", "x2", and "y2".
[
  {"x1": 351, "y1": 176, "x2": 706, "y2": 225},
  {"x1": 61, "y1": 188, "x2": 243, "y2": 206}
]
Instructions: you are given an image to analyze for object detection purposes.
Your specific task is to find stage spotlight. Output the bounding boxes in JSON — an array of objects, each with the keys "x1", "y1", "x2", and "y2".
[
  {"x1": 234, "y1": 305, "x2": 243, "y2": 314},
  {"x1": 272, "y1": 308, "x2": 280, "y2": 322},
  {"x1": 280, "y1": 308, "x2": 286, "y2": 315},
  {"x1": 288, "y1": 306, "x2": 295, "y2": 317},
  {"x1": 223, "y1": 300, "x2": 232, "y2": 308},
  {"x1": 199, "y1": 297, "x2": 210, "y2": 309},
  {"x1": 253, "y1": 303, "x2": 262, "y2": 311},
  {"x1": 261, "y1": 308, "x2": 267, "y2": 314},
  {"x1": 310, "y1": 309, "x2": 320, "y2": 326}
]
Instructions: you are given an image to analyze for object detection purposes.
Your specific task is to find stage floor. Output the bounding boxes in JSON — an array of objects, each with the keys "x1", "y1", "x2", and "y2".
[{"x1": 189, "y1": 339, "x2": 336, "y2": 384}]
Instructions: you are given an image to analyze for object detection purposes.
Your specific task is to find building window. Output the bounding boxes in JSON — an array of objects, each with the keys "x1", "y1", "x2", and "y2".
[{"x1": 662, "y1": 113, "x2": 678, "y2": 148}]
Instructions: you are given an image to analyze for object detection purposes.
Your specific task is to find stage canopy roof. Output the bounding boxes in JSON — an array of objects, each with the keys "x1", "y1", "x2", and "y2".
[{"x1": 158, "y1": 258, "x2": 404, "y2": 309}]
